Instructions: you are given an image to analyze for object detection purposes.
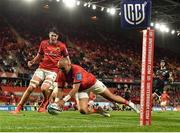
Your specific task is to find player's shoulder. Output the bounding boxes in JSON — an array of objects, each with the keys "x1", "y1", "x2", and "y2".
[
  {"x1": 40, "y1": 40, "x2": 49, "y2": 45},
  {"x1": 72, "y1": 64, "x2": 83, "y2": 73},
  {"x1": 72, "y1": 64, "x2": 82, "y2": 70},
  {"x1": 72, "y1": 64, "x2": 90, "y2": 75},
  {"x1": 57, "y1": 41, "x2": 67, "y2": 47}
]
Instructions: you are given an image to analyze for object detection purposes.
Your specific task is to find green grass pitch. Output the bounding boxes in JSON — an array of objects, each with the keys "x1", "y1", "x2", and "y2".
[{"x1": 0, "y1": 111, "x2": 180, "y2": 132}]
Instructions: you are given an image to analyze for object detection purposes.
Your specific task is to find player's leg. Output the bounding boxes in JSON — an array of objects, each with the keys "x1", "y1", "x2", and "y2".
[
  {"x1": 76, "y1": 92, "x2": 110, "y2": 117},
  {"x1": 79, "y1": 98, "x2": 90, "y2": 114},
  {"x1": 75, "y1": 92, "x2": 91, "y2": 114},
  {"x1": 160, "y1": 101, "x2": 166, "y2": 111},
  {"x1": 93, "y1": 80, "x2": 139, "y2": 113},
  {"x1": 38, "y1": 78, "x2": 53, "y2": 112},
  {"x1": 152, "y1": 80, "x2": 163, "y2": 108},
  {"x1": 164, "y1": 101, "x2": 168, "y2": 111},
  {"x1": 75, "y1": 93, "x2": 80, "y2": 110},
  {"x1": 11, "y1": 69, "x2": 43, "y2": 114},
  {"x1": 49, "y1": 82, "x2": 59, "y2": 103},
  {"x1": 38, "y1": 70, "x2": 57, "y2": 112},
  {"x1": 153, "y1": 79, "x2": 164, "y2": 99},
  {"x1": 100, "y1": 89, "x2": 139, "y2": 113}
]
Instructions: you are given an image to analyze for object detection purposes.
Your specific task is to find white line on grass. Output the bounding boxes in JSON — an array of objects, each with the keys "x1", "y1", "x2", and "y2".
[{"x1": 1, "y1": 124, "x2": 121, "y2": 130}]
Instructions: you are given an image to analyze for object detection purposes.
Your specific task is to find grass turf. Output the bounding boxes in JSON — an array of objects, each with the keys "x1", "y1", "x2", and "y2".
[{"x1": 0, "y1": 111, "x2": 180, "y2": 132}]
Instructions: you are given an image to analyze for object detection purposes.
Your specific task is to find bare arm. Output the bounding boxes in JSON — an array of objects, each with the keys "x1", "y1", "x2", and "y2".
[
  {"x1": 58, "y1": 83, "x2": 80, "y2": 108},
  {"x1": 65, "y1": 56, "x2": 71, "y2": 64},
  {"x1": 58, "y1": 88, "x2": 64, "y2": 100},
  {"x1": 28, "y1": 53, "x2": 43, "y2": 68},
  {"x1": 54, "y1": 88, "x2": 64, "y2": 103},
  {"x1": 63, "y1": 83, "x2": 81, "y2": 102}
]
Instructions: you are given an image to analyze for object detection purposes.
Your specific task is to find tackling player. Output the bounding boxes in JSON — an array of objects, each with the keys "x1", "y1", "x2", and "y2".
[{"x1": 11, "y1": 27, "x2": 70, "y2": 114}]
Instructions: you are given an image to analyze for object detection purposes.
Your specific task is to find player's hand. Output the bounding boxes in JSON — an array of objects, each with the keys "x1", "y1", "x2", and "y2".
[
  {"x1": 58, "y1": 100, "x2": 65, "y2": 108},
  {"x1": 28, "y1": 61, "x2": 34, "y2": 68}
]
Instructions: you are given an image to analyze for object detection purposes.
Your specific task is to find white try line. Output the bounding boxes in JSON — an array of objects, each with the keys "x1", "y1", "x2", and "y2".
[{"x1": 1, "y1": 124, "x2": 122, "y2": 130}]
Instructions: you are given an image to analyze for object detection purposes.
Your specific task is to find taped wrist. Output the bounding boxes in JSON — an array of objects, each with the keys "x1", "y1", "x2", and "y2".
[{"x1": 62, "y1": 95, "x2": 71, "y2": 102}]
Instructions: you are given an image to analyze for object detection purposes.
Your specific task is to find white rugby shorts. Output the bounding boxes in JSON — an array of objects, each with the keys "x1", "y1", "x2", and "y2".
[
  {"x1": 75, "y1": 80, "x2": 107, "y2": 100},
  {"x1": 30, "y1": 68, "x2": 57, "y2": 86}
]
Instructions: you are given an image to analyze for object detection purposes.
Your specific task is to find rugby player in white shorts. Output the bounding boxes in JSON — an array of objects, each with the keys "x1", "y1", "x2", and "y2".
[
  {"x1": 11, "y1": 27, "x2": 70, "y2": 114},
  {"x1": 56, "y1": 58, "x2": 140, "y2": 117}
]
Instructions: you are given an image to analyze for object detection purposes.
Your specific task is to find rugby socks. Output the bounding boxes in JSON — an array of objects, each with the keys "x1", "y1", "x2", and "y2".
[{"x1": 15, "y1": 104, "x2": 23, "y2": 112}]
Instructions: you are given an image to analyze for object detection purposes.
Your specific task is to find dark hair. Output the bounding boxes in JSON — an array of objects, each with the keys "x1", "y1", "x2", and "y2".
[{"x1": 49, "y1": 27, "x2": 59, "y2": 34}]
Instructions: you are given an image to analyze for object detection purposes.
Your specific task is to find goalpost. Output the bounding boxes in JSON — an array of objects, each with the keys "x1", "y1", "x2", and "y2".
[
  {"x1": 140, "y1": 28, "x2": 154, "y2": 126},
  {"x1": 121, "y1": 0, "x2": 153, "y2": 126}
]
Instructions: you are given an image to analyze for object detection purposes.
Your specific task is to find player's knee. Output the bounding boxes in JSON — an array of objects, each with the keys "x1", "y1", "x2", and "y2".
[
  {"x1": 41, "y1": 85, "x2": 49, "y2": 91},
  {"x1": 41, "y1": 80, "x2": 52, "y2": 91},
  {"x1": 29, "y1": 80, "x2": 40, "y2": 89},
  {"x1": 79, "y1": 109, "x2": 88, "y2": 114}
]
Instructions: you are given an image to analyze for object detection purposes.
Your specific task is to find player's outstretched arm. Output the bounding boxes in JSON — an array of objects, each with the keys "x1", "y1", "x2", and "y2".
[
  {"x1": 54, "y1": 88, "x2": 64, "y2": 103},
  {"x1": 68, "y1": 83, "x2": 81, "y2": 98},
  {"x1": 58, "y1": 83, "x2": 80, "y2": 107},
  {"x1": 28, "y1": 53, "x2": 43, "y2": 68}
]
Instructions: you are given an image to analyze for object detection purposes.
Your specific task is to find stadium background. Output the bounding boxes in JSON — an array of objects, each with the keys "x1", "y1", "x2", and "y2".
[
  {"x1": 0, "y1": 0, "x2": 180, "y2": 116},
  {"x1": 0, "y1": 0, "x2": 180, "y2": 110}
]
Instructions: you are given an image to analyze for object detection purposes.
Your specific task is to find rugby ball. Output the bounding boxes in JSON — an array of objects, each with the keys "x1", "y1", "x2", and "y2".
[{"x1": 47, "y1": 103, "x2": 62, "y2": 115}]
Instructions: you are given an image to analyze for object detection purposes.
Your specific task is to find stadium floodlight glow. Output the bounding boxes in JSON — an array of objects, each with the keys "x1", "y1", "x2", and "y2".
[
  {"x1": 150, "y1": 22, "x2": 154, "y2": 27},
  {"x1": 171, "y1": 30, "x2": 175, "y2": 34},
  {"x1": 63, "y1": 0, "x2": 76, "y2": 8},
  {"x1": 159, "y1": 24, "x2": 167, "y2": 32},
  {"x1": 92, "y1": 5, "x2": 96, "y2": 10},
  {"x1": 84, "y1": 3, "x2": 87, "y2": 7},
  {"x1": 88, "y1": 3, "x2": 91, "y2": 8},
  {"x1": 155, "y1": 23, "x2": 160, "y2": 29},
  {"x1": 165, "y1": 27, "x2": 170, "y2": 33},
  {"x1": 177, "y1": 32, "x2": 180, "y2": 36},
  {"x1": 76, "y1": 1, "x2": 80, "y2": 6},
  {"x1": 109, "y1": 8, "x2": 116, "y2": 15},
  {"x1": 24, "y1": 0, "x2": 35, "y2": 2},
  {"x1": 107, "y1": 8, "x2": 110, "y2": 13},
  {"x1": 101, "y1": 7, "x2": 104, "y2": 11}
]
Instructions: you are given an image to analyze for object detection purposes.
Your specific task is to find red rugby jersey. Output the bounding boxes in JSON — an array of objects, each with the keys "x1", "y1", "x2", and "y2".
[
  {"x1": 38, "y1": 40, "x2": 68, "y2": 73},
  {"x1": 57, "y1": 64, "x2": 96, "y2": 91},
  {"x1": 161, "y1": 93, "x2": 170, "y2": 102}
]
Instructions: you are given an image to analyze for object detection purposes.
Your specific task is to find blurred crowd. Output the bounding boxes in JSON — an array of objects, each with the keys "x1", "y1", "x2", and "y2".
[
  {"x1": 0, "y1": 11, "x2": 180, "y2": 107},
  {"x1": 0, "y1": 13, "x2": 179, "y2": 81}
]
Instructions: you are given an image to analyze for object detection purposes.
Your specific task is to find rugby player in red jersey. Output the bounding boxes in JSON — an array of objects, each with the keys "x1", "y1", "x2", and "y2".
[
  {"x1": 56, "y1": 58, "x2": 139, "y2": 117},
  {"x1": 160, "y1": 90, "x2": 170, "y2": 111},
  {"x1": 11, "y1": 27, "x2": 71, "y2": 114}
]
